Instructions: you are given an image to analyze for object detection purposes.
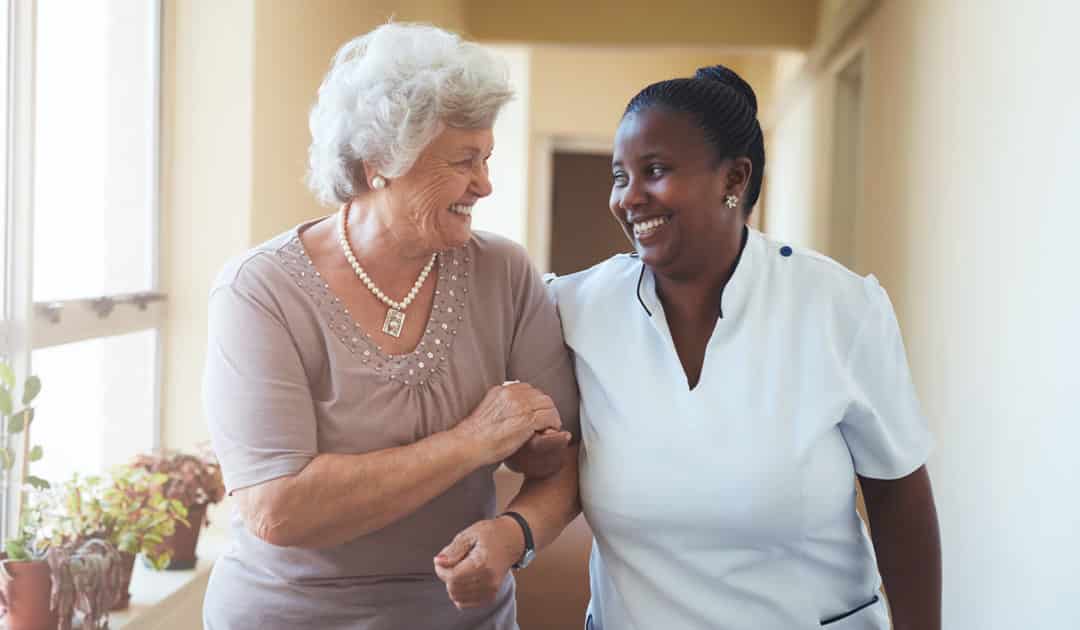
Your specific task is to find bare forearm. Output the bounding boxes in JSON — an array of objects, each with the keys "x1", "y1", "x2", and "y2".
[
  {"x1": 247, "y1": 429, "x2": 479, "y2": 548},
  {"x1": 860, "y1": 467, "x2": 941, "y2": 630},
  {"x1": 505, "y1": 445, "x2": 581, "y2": 551}
]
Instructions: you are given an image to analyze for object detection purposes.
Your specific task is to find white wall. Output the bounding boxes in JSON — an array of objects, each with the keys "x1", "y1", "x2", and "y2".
[{"x1": 765, "y1": 1, "x2": 1080, "y2": 627}]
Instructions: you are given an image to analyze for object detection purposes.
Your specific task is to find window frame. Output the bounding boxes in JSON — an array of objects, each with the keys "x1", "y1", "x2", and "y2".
[{"x1": 0, "y1": 0, "x2": 164, "y2": 538}]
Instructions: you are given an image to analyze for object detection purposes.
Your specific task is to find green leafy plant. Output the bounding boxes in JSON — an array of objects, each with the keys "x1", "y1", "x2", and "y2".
[
  {"x1": 33, "y1": 469, "x2": 188, "y2": 570},
  {"x1": 101, "y1": 466, "x2": 189, "y2": 569},
  {"x1": 1, "y1": 483, "x2": 130, "y2": 629},
  {"x1": 0, "y1": 359, "x2": 46, "y2": 488},
  {"x1": 2, "y1": 489, "x2": 50, "y2": 561},
  {"x1": 1, "y1": 359, "x2": 48, "y2": 561}
]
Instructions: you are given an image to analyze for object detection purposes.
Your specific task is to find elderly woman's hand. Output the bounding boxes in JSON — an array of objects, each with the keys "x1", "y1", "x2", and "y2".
[
  {"x1": 455, "y1": 382, "x2": 563, "y2": 466},
  {"x1": 433, "y1": 516, "x2": 523, "y2": 609}
]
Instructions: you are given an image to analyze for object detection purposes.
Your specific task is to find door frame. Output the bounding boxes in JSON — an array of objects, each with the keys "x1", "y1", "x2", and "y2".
[{"x1": 528, "y1": 134, "x2": 612, "y2": 273}]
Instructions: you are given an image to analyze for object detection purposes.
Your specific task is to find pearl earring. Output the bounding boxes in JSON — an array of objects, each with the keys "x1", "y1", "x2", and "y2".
[
  {"x1": 725, "y1": 194, "x2": 739, "y2": 209},
  {"x1": 371, "y1": 175, "x2": 387, "y2": 190}
]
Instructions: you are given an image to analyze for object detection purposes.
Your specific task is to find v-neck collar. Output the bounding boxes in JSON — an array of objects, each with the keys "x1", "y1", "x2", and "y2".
[{"x1": 635, "y1": 225, "x2": 760, "y2": 323}]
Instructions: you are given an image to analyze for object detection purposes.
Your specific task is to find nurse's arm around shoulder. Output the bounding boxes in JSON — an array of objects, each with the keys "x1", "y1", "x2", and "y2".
[{"x1": 859, "y1": 467, "x2": 941, "y2": 630}]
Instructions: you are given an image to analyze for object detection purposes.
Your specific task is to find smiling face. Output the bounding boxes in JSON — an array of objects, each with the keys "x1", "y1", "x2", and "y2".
[
  {"x1": 610, "y1": 107, "x2": 749, "y2": 278},
  {"x1": 380, "y1": 124, "x2": 495, "y2": 251}
]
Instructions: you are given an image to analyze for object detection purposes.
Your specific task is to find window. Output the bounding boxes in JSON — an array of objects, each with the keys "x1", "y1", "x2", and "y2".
[{"x1": 1, "y1": 0, "x2": 162, "y2": 537}]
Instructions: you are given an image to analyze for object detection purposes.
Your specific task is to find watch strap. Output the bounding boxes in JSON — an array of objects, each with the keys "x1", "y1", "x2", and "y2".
[{"x1": 500, "y1": 511, "x2": 535, "y2": 569}]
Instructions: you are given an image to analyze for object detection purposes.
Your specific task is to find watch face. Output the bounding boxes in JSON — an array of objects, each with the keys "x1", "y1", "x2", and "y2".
[{"x1": 517, "y1": 548, "x2": 537, "y2": 569}]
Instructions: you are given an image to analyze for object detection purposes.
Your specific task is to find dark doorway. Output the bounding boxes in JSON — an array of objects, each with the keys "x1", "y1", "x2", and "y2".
[{"x1": 548, "y1": 151, "x2": 631, "y2": 276}]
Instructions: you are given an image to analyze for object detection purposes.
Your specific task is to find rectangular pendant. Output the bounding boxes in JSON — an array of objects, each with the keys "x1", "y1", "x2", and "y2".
[{"x1": 382, "y1": 308, "x2": 406, "y2": 338}]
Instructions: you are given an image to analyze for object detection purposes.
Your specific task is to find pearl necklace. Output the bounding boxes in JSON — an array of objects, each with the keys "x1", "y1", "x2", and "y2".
[{"x1": 338, "y1": 206, "x2": 437, "y2": 338}]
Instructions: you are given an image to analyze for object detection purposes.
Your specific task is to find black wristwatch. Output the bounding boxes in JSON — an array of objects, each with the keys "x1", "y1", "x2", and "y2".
[{"x1": 500, "y1": 511, "x2": 536, "y2": 569}]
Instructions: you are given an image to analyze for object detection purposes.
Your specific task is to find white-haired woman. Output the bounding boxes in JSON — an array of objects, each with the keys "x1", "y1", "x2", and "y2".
[{"x1": 202, "y1": 23, "x2": 580, "y2": 629}]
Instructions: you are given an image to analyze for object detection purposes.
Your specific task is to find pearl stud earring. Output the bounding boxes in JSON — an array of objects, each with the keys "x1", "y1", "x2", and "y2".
[
  {"x1": 371, "y1": 175, "x2": 387, "y2": 190},
  {"x1": 725, "y1": 194, "x2": 739, "y2": 209}
]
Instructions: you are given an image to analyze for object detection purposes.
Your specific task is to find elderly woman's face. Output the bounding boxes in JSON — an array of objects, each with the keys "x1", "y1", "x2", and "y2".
[
  {"x1": 388, "y1": 125, "x2": 494, "y2": 251},
  {"x1": 610, "y1": 108, "x2": 746, "y2": 276}
]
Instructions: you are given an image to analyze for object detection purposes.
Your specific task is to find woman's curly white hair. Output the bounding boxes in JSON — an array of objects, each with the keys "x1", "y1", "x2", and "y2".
[{"x1": 307, "y1": 23, "x2": 513, "y2": 206}]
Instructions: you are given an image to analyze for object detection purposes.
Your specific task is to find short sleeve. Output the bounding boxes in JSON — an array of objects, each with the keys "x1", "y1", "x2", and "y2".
[
  {"x1": 507, "y1": 261, "x2": 581, "y2": 442},
  {"x1": 203, "y1": 283, "x2": 318, "y2": 494},
  {"x1": 839, "y1": 277, "x2": 933, "y2": 479}
]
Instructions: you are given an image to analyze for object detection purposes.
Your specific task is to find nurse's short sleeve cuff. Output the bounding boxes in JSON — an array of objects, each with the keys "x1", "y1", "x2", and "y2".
[{"x1": 839, "y1": 276, "x2": 934, "y2": 480}]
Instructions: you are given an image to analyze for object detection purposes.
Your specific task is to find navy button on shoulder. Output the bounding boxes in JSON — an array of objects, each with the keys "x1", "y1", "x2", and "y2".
[{"x1": 780, "y1": 245, "x2": 793, "y2": 257}]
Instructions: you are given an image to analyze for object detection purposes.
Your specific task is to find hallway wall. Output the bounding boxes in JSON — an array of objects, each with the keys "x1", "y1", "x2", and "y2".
[{"x1": 764, "y1": 1, "x2": 1080, "y2": 627}]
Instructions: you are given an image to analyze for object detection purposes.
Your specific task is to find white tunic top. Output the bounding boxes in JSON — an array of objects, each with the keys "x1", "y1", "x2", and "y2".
[{"x1": 549, "y1": 228, "x2": 933, "y2": 630}]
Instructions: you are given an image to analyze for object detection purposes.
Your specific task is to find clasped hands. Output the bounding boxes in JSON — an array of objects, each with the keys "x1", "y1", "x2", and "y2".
[{"x1": 435, "y1": 381, "x2": 568, "y2": 609}]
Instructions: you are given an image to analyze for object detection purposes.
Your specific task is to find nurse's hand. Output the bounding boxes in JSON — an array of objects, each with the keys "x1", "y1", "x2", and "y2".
[
  {"x1": 433, "y1": 516, "x2": 523, "y2": 609},
  {"x1": 505, "y1": 428, "x2": 572, "y2": 479}
]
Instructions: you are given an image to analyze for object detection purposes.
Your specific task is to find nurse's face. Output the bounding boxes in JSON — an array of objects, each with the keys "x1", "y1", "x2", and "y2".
[{"x1": 610, "y1": 107, "x2": 749, "y2": 277}]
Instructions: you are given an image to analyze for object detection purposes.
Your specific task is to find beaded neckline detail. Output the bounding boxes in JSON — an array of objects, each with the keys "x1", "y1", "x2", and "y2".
[{"x1": 276, "y1": 235, "x2": 472, "y2": 388}]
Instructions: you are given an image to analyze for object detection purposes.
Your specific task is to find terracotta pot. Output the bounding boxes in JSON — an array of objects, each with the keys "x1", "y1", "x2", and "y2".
[
  {"x1": 110, "y1": 551, "x2": 136, "y2": 611},
  {"x1": 0, "y1": 558, "x2": 60, "y2": 630},
  {"x1": 164, "y1": 502, "x2": 206, "y2": 570}
]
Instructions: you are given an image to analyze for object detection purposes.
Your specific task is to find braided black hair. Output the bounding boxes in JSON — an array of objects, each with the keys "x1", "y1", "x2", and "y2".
[{"x1": 624, "y1": 65, "x2": 765, "y2": 213}]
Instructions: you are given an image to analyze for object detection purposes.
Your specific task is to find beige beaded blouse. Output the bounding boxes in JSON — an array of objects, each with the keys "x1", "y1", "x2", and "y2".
[{"x1": 202, "y1": 220, "x2": 579, "y2": 630}]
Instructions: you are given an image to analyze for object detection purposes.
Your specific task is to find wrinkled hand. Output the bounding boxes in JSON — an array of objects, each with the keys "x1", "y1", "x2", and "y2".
[
  {"x1": 455, "y1": 383, "x2": 562, "y2": 466},
  {"x1": 505, "y1": 428, "x2": 572, "y2": 478},
  {"x1": 434, "y1": 517, "x2": 523, "y2": 610}
]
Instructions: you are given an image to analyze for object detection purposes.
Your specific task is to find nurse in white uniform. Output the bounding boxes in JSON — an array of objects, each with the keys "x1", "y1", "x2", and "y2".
[{"x1": 436, "y1": 64, "x2": 941, "y2": 630}]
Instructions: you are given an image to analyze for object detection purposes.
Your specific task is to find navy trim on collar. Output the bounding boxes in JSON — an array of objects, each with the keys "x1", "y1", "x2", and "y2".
[
  {"x1": 634, "y1": 225, "x2": 750, "y2": 319},
  {"x1": 636, "y1": 264, "x2": 652, "y2": 317}
]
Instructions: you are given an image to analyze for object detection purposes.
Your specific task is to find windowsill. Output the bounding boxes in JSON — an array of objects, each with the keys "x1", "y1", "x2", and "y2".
[{"x1": 108, "y1": 531, "x2": 226, "y2": 629}]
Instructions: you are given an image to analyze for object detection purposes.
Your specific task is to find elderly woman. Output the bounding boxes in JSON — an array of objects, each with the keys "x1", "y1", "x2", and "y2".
[
  {"x1": 438, "y1": 65, "x2": 941, "y2": 629},
  {"x1": 202, "y1": 24, "x2": 578, "y2": 629}
]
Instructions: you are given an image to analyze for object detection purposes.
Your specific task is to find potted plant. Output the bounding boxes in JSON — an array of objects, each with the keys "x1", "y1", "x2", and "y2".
[
  {"x1": 0, "y1": 360, "x2": 55, "y2": 630},
  {"x1": 41, "y1": 468, "x2": 188, "y2": 610},
  {"x1": 4, "y1": 483, "x2": 128, "y2": 630},
  {"x1": 46, "y1": 537, "x2": 126, "y2": 630},
  {"x1": 130, "y1": 449, "x2": 224, "y2": 570},
  {"x1": 0, "y1": 494, "x2": 57, "y2": 630}
]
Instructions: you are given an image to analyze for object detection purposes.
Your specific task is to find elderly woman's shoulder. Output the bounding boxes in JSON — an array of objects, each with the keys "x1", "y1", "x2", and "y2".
[
  {"x1": 466, "y1": 230, "x2": 538, "y2": 273},
  {"x1": 211, "y1": 229, "x2": 298, "y2": 297}
]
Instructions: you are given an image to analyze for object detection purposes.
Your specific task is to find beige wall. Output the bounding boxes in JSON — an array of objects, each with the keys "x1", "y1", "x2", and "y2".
[
  {"x1": 464, "y1": 0, "x2": 820, "y2": 49},
  {"x1": 529, "y1": 46, "x2": 776, "y2": 141},
  {"x1": 765, "y1": 0, "x2": 1080, "y2": 626},
  {"x1": 160, "y1": 0, "x2": 255, "y2": 451}
]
